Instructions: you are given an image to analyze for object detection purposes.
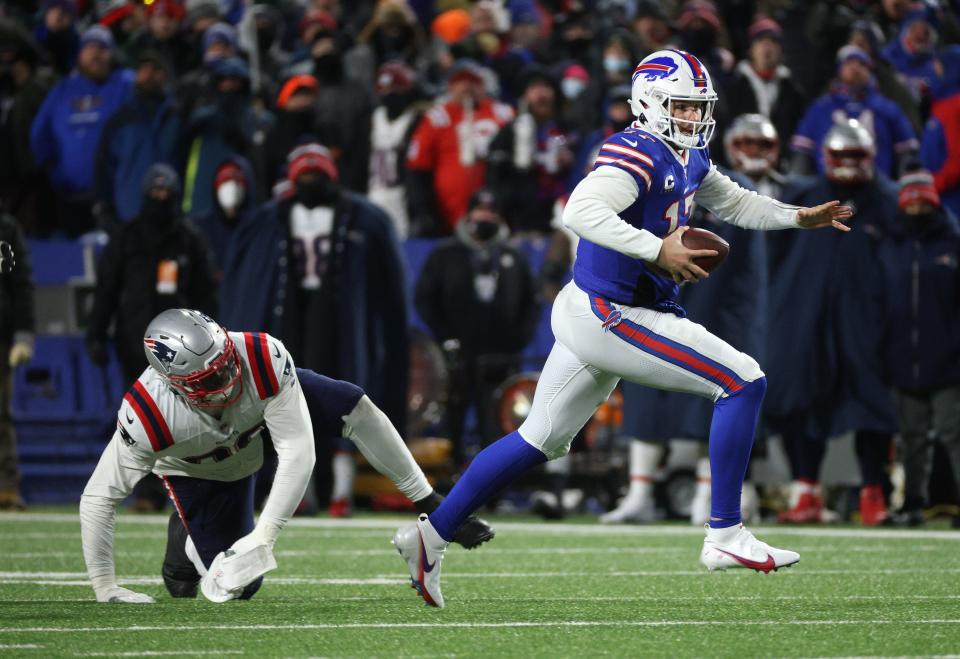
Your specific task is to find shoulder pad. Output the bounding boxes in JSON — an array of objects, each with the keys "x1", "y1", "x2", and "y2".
[
  {"x1": 237, "y1": 332, "x2": 293, "y2": 400},
  {"x1": 121, "y1": 377, "x2": 175, "y2": 452}
]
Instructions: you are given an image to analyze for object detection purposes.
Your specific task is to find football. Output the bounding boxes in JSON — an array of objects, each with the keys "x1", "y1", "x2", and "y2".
[{"x1": 682, "y1": 226, "x2": 729, "y2": 273}]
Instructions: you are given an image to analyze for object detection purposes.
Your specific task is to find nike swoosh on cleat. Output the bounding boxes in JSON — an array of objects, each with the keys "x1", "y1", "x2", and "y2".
[
  {"x1": 717, "y1": 549, "x2": 776, "y2": 573},
  {"x1": 623, "y1": 138, "x2": 638, "y2": 147},
  {"x1": 419, "y1": 533, "x2": 436, "y2": 573}
]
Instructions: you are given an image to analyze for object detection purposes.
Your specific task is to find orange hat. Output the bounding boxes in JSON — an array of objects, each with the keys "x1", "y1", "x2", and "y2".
[
  {"x1": 276, "y1": 74, "x2": 319, "y2": 109},
  {"x1": 432, "y1": 9, "x2": 471, "y2": 44}
]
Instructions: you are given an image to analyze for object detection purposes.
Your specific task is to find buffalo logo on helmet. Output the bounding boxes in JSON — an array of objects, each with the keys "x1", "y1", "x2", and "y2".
[
  {"x1": 144, "y1": 338, "x2": 178, "y2": 372},
  {"x1": 633, "y1": 56, "x2": 678, "y2": 82}
]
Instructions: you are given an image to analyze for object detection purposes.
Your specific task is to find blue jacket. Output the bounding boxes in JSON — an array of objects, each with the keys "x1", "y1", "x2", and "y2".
[
  {"x1": 219, "y1": 192, "x2": 409, "y2": 428},
  {"x1": 189, "y1": 155, "x2": 258, "y2": 273},
  {"x1": 94, "y1": 91, "x2": 181, "y2": 222},
  {"x1": 30, "y1": 68, "x2": 134, "y2": 195},
  {"x1": 882, "y1": 24, "x2": 960, "y2": 102},
  {"x1": 879, "y1": 208, "x2": 960, "y2": 391},
  {"x1": 790, "y1": 83, "x2": 917, "y2": 178},
  {"x1": 620, "y1": 170, "x2": 769, "y2": 441},
  {"x1": 766, "y1": 174, "x2": 898, "y2": 437}
]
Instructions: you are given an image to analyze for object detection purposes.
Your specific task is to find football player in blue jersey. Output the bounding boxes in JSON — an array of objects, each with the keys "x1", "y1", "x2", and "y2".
[{"x1": 393, "y1": 49, "x2": 854, "y2": 608}]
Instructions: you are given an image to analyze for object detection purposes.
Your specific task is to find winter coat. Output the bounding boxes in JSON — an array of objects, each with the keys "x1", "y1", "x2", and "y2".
[
  {"x1": 87, "y1": 214, "x2": 218, "y2": 380},
  {"x1": 766, "y1": 174, "x2": 898, "y2": 438},
  {"x1": 415, "y1": 222, "x2": 540, "y2": 358},
  {"x1": 219, "y1": 191, "x2": 409, "y2": 429},
  {"x1": 189, "y1": 156, "x2": 258, "y2": 274},
  {"x1": 29, "y1": 68, "x2": 134, "y2": 195},
  {"x1": 620, "y1": 171, "x2": 768, "y2": 441},
  {"x1": 879, "y1": 208, "x2": 960, "y2": 391},
  {"x1": 94, "y1": 91, "x2": 181, "y2": 223}
]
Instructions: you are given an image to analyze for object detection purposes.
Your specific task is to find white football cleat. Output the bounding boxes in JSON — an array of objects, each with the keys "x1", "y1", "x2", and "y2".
[
  {"x1": 600, "y1": 494, "x2": 656, "y2": 524},
  {"x1": 392, "y1": 513, "x2": 447, "y2": 608},
  {"x1": 699, "y1": 523, "x2": 799, "y2": 573}
]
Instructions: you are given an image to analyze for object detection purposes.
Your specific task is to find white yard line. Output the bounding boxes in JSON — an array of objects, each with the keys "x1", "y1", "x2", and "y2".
[
  {"x1": 3, "y1": 513, "x2": 960, "y2": 541},
  {"x1": 3, "y1": 620, "x2": 960, "y2": 634},
  {"x1": 78, "y1": 652, "x2": 243, "y2": 657},
  {"x1": 0, "y1": 645, "x2": 42, "y2": 649}
]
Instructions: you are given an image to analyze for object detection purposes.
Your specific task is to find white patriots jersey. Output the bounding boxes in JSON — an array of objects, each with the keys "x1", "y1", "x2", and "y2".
[{"x1": 114, "y1": 331, "x2": 297, "y2": 482}]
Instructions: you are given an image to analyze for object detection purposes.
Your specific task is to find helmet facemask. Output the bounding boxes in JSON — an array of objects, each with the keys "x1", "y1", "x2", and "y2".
[{"x1": 166, "y1": 335, "x2": 243, "y2": 409}]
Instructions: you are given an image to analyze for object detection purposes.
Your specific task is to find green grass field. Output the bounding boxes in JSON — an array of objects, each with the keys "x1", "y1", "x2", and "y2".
[{"x1": 1, "y1": 510, "x2": 959, "y2": 658}]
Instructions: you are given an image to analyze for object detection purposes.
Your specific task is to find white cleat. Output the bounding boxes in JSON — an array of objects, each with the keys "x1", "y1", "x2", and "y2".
[
  {"x1": 699, "y1": 523, "x2": 799, "y2": 574},
  {"x1": 392, "y1": 514, "x2": 447, "y2": 608},
  {"x1": 599, "y1": 496, "x2": 656, "y2": 524}
]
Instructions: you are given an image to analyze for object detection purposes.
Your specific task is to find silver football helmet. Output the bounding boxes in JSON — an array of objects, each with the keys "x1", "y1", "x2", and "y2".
[
  {"x1": 822, "y1": 119, "x2": 875, "y2": 184},
  {"x1": 723, "y1": 113, "x2": 780, "y2": 178},
  {"x1": 143, "y1": 309, "x2": 242, "y2": 409}
]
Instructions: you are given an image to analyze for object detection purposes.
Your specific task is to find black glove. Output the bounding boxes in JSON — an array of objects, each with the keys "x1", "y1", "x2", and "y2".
[{"x1": 86, "y1": 337, "x2": 109, "y2": 367}]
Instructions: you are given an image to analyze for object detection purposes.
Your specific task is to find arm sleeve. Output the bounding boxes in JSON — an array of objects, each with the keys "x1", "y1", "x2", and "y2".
[
  {"x1": 79, "y1": 433, "x2": 156, "y2": 595},
  {"x1": 562, "y1": 166, "x2": 663, "y2": 262},
  {"x1": 342, "y1": 395, "x2": 433, "y2": 502},
  {"x1": 694, "y1": 165, "x2": 801, "y2": 231},
  {"x1": 257, "y1": 373, "x2": 316, "y2": 546}
]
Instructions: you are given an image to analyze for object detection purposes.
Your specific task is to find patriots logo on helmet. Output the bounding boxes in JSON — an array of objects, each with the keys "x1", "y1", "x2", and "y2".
[
  {"x1": 633, "y1": 57, "x2": 678, "y2": 82},
  {"x1": 144, "y1": 338, "x2": 178, "y2": 372}
]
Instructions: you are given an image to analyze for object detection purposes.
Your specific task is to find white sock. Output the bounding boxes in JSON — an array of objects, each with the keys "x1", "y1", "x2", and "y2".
[
  {"x1": 695, "y1": 457, "x2": 711, "y2": 500},
  {"x1": 626, "y1": 440, "x2": 662, "y2": 499},
  {"x1": 420, "y1": 514, "x2": 449, "y2": 550},
  {"x1": 331, "y1": 451, "x2": 355, "y2": 502}
]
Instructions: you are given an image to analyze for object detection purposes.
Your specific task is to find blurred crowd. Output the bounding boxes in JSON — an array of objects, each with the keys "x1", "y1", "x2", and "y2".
[{"x1": 0, "y1": 0, "x2": 959, "y2": 525}]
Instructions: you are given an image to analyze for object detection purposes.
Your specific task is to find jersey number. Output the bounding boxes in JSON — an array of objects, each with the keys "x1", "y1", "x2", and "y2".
[{"x1": 664, "y1": 192, "x2": 696, "y2": 234}]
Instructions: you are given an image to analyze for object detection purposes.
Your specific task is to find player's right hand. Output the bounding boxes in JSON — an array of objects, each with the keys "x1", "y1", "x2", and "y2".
[
  {"x1": 96, "y1": 585, "x2": 156, "y2": 604},
  {"x1": 654, "y1": 226, "x2": 715, "y2": 284}
]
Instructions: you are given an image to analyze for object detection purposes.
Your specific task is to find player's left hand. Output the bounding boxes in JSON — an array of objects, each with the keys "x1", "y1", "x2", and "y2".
[{"x1": 796, "y1": 200, "x2": 852, "y2": 231}]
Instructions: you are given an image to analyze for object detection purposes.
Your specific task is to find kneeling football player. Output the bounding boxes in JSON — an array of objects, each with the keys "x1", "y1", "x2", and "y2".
[{"x1": 79, "y1": 309, "x2": 492, "y2": 603}]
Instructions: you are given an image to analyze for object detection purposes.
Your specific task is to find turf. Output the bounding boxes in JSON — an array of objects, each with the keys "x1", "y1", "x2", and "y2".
[{"x1": 1, "y1": 511, "x2": 959, "y2": 658}]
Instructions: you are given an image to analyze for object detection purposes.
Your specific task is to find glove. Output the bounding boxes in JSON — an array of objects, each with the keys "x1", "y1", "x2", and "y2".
[
  {"x1": 86, "y1": 337, "x2": 109, "y2": 366},
  {"x1": 96, "y1": 585, "x2": 155, "y2": 604},
  {"x1": 8, "y1": 341, "x2": 32, "y2": 368},
  {"x1": 200, "y1": 531, "x2": 277, "y2": 603}
]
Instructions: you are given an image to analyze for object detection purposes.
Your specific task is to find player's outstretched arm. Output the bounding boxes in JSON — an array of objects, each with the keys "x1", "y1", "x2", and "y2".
[
  {"x1": 79, "y1": 434, "x2": 156, "y2": 603},
  {"x1": 795, "y1": 200, "x2": 853, "y2": 231}
]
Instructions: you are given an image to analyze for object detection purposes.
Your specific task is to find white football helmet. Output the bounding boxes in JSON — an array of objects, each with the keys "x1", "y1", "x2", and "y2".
[
  {"x1": 143, "y1": 309, "x2": 242, "y2": 409},
  {"x1": 724, "y1": 113, "x2": 780, "y2": 178},
  {"x1": 822, "y1": 119, "x2": 875, "y2": 184},
  {"x1": 629, "y1": 49, "x2": 718, "y2": 150}
]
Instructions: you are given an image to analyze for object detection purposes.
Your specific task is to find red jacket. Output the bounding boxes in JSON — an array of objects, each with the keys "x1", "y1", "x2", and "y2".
[{"x1": 406, "y1": 97, "x2": 513, "y2": 231}]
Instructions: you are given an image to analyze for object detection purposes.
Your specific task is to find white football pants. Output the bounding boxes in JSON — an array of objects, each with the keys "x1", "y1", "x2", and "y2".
[{"x1": 518, "y1": 281, "x2": 764, "y2": 459}]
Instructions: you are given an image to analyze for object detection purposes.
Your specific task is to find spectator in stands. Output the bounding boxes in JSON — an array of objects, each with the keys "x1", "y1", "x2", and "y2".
[
  {"x1": 33, "y1": 0, "x2": 79, "y2": 76},
  {"x1": 125, "y1": 0, "x2": 190, "y2": 76},
  {"x1": 179, "y1": 57, "x2": 273, "y2": 218},
  {"x1": 99, "y1": 0, "x2": 147, "y2": 55},
  {"x1": 30, "y1": 26, "x2": 134, "y2": 237},
  {"x1": 768, "y1": 121, "x2": 898, "y2": 526},
  {"x1": 847, "y1": 19, "x2": 923, "y2": 135},
  {"x1": 346, "y1": 0, "x2": 425, "y2": 91},
  {"x1": 192, "y1": 157, "x2": 256, "y2": 276},
  {"x1": 0, "y1": 21, "x2": 54, "y2": 236},
  {"x1": 674, "y1": 0, "x2": 734, "y2": 85},
  {"x1": 406, "y1": 59, "x2": 513, "y2": 236},
  {"x1": 717, "y1": 16, "x2": 805, "y2": 170},
  {"x1": 415, "y1": 188, "x2": 539, "y2": 464},
  {"x1": 631, "y1": 1, "x2": 673, "y2": 54},
  {"x1": 94, "y1": 50, "x2": 180, "y2": 227},
  {"x1": 177, "y1": 22, "x2": 241, "y2": 115},
  {"x1": 261, "y1": 74, "x2": 327, "y2": 188},
  {"x1": 487, "y1": 66, "x2": 574, "y2": 235},
  {"x1": 0, "y1": 210, "x2": 34, "y2": 511},
  {"x1": 549, "y1": 9, "x2": 600, "y2": 72},
  {"x1": 922, "y1": 88, "x2": 960, "y2": 219},
  {"x1": 178, "y1": 0, "x2": 222, "y2": 75},
  {"x1": 879, "y1": 171, "x2": 960, "y2": 527},
  {"x1": 882, "y1": 4, "x2": 960, "y2": 108},
  {"x1": 790, "y1": 44, "x2": 918, "y2": 179},
  {"x1": 568, "y1": 29, "x2": 641, "y2": 137},
  {"x1": 219, "y1": 144, "x2": 409, "y2": 514},
  {"x1": 86, "y1": 163, "x2": 218, "y2": 385},
  {"x1": 367, "y1": 60, "x2": 423, "y2": 239},
  {"x1": 301, "y1": 13, "x2": 374, "y2": 194},
  {"x1": 246, "y1": 4, "x2": 291, "y2": 93}
]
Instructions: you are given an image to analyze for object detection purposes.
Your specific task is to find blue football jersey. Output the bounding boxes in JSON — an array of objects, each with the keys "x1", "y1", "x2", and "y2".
[{"x1": 573, "y1": 124, "x2": 712, "y2": 314}]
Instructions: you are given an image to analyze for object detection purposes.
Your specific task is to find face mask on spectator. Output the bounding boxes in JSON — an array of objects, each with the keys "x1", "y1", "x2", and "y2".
[
  {"x1": 603, "y1": 56, "x2": 629, "y2": 75},
  {"x1": 471, "y1": 219, "x2": 500, "y2": 241},
  {"x1": 217, "y1": 180, "x2": 244, "y2": 213},
  {"x1": 141, "y1": 192, "x2": 177, "y2": 225},
  {"x1": 561, "y1": 78, "x2": 586, "y2": 99},
  {"x1": 382, "y1": 92, "x2": 413, "y2": 118},
  {"x1": 296, "y1": 175, "x2": 339, "y2": 208}
]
